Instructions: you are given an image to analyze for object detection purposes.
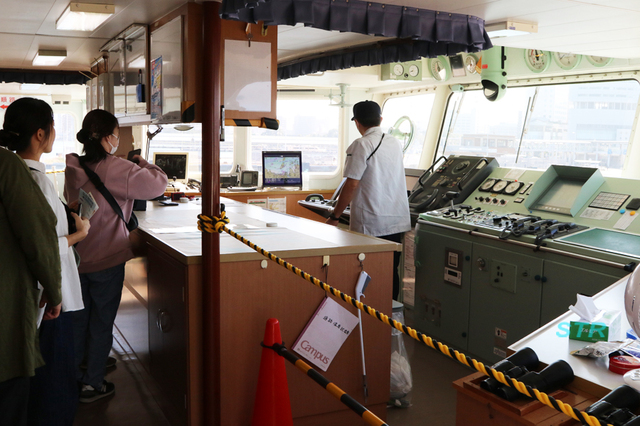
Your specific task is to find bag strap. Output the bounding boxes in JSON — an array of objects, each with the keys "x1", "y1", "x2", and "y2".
[
  {"x1": 72, "y1": 154, "x2": 129, "y2": 226},
  {"x1": 367, "y1": 134, "x2": 385, "y2": 161}
]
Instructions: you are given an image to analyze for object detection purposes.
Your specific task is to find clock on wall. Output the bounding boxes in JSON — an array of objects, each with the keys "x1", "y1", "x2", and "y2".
[
  {"x1": 429, "y1": 56, "x2": 451, "y2": 81},
  {"x1": 524, "y1": 49, "x2": 551, "y2": 73},
  {"x1": 586, "y1": 55, "x2": 613, "y2": 67},
  {"x1": 553, "y1": 52, "x2": 582, "y2": 70}
]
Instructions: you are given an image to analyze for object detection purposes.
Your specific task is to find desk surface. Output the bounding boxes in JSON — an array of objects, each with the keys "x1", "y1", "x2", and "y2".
[
  {"x1": 510, "y1": 274, "x2": 631, "y2": 392},
  {"x1": 135, "y1": 197, "x2": 400, "y2": 264}
]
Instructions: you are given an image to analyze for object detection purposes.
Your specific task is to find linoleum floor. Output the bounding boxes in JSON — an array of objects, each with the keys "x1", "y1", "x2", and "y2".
[{"x1": 74, "y1": 308, "x2": 474, "y2": 426}]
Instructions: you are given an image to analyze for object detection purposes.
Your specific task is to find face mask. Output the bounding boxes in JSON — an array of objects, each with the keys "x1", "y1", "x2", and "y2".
[{"x1": 108, "y1": 140, "x2": 118, "y2": 155}]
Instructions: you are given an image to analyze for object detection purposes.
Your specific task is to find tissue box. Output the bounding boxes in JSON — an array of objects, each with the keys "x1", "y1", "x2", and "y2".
[{"x1": 569, "y1": 310, "x2": 621, "y2": 342}]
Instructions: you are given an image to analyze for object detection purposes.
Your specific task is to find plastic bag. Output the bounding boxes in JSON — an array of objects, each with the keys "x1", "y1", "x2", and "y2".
[{"x1": 390, "y1": 308, "x2": 412, "y2": 407}]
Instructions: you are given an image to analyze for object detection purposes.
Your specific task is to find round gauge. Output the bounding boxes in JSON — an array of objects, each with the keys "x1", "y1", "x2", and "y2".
[
  {"x1": 504, "y1": 181, "x2": 524, "y2": 195},
  {"x1": 480, "y1": 179, "x2": 497, "y2": 192},
  {"x1": 586, "y1": 55, "x2": 613, "y2": 67},
  {"x1": 553, "y1": 52, "x2": 582, "y2": 70},
  {"x1": 465, "y1": 54, "x2": 478, "y2": 74},
  {"x1": 408, "y1": 64, "x2": 420, "y2": 77},
  {"x1": 491, "y1": 180, "x2": 509, "y2": 193},
  {"x1": 393, "y1": 63, "x2": 405, "y2": 76},
  {"x1": 429, "y1": 56, "x2": 451, "y2": 81},
  {"x1": 524, "y1": 49, "x2": 551, "y2": 73}
]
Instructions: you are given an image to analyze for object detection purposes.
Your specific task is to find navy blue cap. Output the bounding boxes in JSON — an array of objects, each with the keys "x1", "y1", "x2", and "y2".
[{"x1": 351, "y1": 100, "x2": 381, "y2": 122}]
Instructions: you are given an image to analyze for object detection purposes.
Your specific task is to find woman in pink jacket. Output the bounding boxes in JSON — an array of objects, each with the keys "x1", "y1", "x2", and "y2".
[{"x1": 64, "y1": 109, "x2": 167, "y2": 403}]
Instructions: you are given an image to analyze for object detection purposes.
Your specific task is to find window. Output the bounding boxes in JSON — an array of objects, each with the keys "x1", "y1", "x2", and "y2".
[
  {"x1": 437, "y1": 80, "x2": 640, "y2": 176},
  {"x1": 147, "y1": 124, "x2": 234, "y2": 179},
  {"x1": 382, "y1": 93, "x2": 435, "y2": 168},
  {"x1": 250, "y1": 99, "x2": 339, "y2": 173},
  {"x1": 41, "y1": 112, "x2": 79, "y2": 172}
]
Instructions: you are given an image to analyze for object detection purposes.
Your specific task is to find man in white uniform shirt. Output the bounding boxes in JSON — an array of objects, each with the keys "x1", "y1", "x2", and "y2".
[{"x1": 326, "y1": 100, "x2": 411, "y2": 300}]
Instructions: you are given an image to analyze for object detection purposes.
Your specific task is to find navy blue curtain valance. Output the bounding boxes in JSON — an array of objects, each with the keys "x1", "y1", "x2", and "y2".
[
  {"x1": 0, "y1": 70, "x2": 89, "y2": 85},
  {"x1": 220, "y1": 0, "x2": 492, "y2": 79},
  {"x1": 277, "y1": 38, "x2": 473, "y2": 80}
]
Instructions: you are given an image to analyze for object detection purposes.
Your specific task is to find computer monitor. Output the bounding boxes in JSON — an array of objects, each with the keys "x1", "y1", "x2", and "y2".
[
  {"x1": 153, "y1": 152, "x2": 189, "y2": 183},
  {"x1": 262, "y1": 151, "x2": 302, "y2": 188}
]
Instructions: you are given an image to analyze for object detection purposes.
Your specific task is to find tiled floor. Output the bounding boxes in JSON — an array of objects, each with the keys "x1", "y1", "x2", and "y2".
[{"x1": 74, "y1": 309, "x2": 474, "y2": 426}]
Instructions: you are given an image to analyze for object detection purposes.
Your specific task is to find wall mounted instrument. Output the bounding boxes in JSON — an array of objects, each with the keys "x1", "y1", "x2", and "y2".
[{"x1": 408, "y1": 155, "x2": 498, "y2": 214}]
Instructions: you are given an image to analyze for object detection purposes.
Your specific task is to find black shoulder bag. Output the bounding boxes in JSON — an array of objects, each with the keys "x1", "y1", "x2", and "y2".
[{"x1": 73, "y1": 154, "x2": 138, "y2": 232}]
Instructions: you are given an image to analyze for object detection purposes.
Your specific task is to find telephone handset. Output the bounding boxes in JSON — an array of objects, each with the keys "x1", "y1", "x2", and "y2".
[{"x1": 305, "y1": 193, "x2": 325, "y2": 202}]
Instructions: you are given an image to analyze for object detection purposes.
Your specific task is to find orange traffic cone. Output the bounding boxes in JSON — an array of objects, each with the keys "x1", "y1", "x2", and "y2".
[{"x1": 251, "y1": 318, "x2": 294, "y2": 426}]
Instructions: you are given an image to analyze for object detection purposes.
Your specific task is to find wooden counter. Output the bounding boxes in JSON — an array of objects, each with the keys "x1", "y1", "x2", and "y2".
[
  {"x1": 165, "y1": 189, "x2": 335, "y2": 222},
  {"x1": 118, "y1": 198, "x2": 400, "y2": 426}
]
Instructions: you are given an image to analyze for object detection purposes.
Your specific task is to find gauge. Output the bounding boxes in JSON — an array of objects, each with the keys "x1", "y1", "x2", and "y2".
[
  {"x1": 393, "y1": 63, "x2": 405, "y2": 76},
  {"x1": 503, "y1": 181, "x2": 524, "y2": 195},
  {"x1": 408, "y1": 64, "x2": 420, "y2": 77},
  {"x1": 524, "y1": 49, "x2": 551, "y2": 73},
  {"x1": 553, "y1": 52, "x2": 581, "y2": 70},
  {"x1": 491, "y1": 180, "x2": 509, "y2": 193},
  {"x1": 465, "y1": 54, "x2": 478, "y2": 74},
  {"x1": 479, "y1": 179, "x2": 496, "y2": 192},
  {"x1": 429, "y1": 56, "x2": 451, "y2": 81},
  {"x1": 586, "y1": 55, "x2": 613, "y2": 67}
]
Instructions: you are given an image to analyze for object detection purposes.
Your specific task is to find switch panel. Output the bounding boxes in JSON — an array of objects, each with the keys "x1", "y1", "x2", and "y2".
[{"x1": 491, "y1": 261, "x2": 517, "y2": 293}]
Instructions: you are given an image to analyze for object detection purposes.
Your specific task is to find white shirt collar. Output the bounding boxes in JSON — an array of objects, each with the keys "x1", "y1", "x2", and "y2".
[
  {"x1": 23, "y1": 158, "x2": 45, "y2": 173},
  {"x1": 363, "y1": 126, "x2": 382, "y2": 137}
]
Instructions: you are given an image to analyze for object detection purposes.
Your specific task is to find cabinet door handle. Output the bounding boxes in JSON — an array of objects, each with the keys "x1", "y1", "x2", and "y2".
[
  {"x1": 541, "y1": 276, "x2": 548, "y2": 283},
  {"x1": 157, "y1": 309, "x2": 172, "y2": 332},
  {"x1": 534, "y1": 275, "x2": 541, "y2": 281}
]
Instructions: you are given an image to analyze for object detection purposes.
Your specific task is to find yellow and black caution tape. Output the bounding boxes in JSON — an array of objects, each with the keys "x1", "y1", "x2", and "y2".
[
  {"x1": 264, "y1": 342, "x2": 387, "y2": 426},
  {"x1": 198, "y1": 211, "x2": 612, "y2": 426}
]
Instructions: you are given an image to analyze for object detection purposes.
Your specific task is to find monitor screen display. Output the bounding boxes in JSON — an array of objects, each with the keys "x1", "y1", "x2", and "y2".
[
  {"x1": 262, "y1": 151, "x2": 302, "y2": 188},
  {"x1": 153, "y1": 152, "x2": 189, "y2": 183}
]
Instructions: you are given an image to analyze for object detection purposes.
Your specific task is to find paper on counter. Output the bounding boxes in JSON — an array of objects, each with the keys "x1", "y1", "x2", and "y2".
[
  {"x1": 504, "y1": 168, "x2": 526, "y2": 180},
  {"x1": 151, "y1": 226, "x2": 200, "y2": 234},
  {"x1": 580, "y1": 207, "x2": 614, "y2": 221},
  {"x1": 614, "y1": 211, "x2": 638, "y2": 231}
]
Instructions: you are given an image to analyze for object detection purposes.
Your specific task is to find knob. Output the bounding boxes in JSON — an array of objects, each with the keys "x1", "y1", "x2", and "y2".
[
  {"x1": 478, "y1": 197, "x2": 484, "y2": 202},
  {"x1": 462, "y1": 332, "x2": 467, "y2": 338},
  {"x1": 465, "y1": 255, "x2": 470, "y2": 261},
  {"x1": 534, "y1": 275, "x2": 541, "y2": 281},
  {"x1": 500, "y1": 199, "x2": 506, "y2": 205},
  {"x1": 492, "y1": 198, "x2": 498, "y2": 203},
  {"x1": 541, "y1": 276, "x2": 548, "y2": 283},
  {"x1": 477, "y1": 258, "x2": 486, "y2": 270}
]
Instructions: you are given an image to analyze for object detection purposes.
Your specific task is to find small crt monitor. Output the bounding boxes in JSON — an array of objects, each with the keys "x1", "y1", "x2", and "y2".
[
  {"x1": 262, "y1": 151, "x2": 302, "y2": 188},
  {"x1": 153, "y1": 152, "x2": 189, "y2": 183}
]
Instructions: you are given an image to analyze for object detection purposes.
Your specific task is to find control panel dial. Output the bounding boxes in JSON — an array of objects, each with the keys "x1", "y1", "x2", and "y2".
[
  {"x1": 503, "y1": 181, "x2": 524, "y2": 195},
  {"x1": 491, "y1": 180, "x2": 509, "y2": 193},
  {"x1": 479, "y1": 179, "x2": 497, "y2": 192}
]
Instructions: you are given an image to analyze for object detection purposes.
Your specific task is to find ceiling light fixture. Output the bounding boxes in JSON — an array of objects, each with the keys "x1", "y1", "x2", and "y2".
[
  {"x1": 56, "y1": 3, "x2": 115, "y2": 32},
  {"x1": 485, "y1": 21, "x2": 538, "y2": 38},
  {"x1": 32, "y1": 50, "x2": 67, "y2": 66}
]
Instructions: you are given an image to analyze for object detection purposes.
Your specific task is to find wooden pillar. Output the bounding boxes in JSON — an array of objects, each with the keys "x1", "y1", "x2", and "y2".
[{"x1": 202, "y1": 2, "x2": 221, "y2": 425}]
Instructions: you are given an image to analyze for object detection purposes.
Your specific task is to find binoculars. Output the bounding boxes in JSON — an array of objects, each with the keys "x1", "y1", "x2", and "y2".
[
  {"x1": 586, "y1": 385, "x2": 640, "y2": 426},
  {"x1": 495, "y1": 360, "x2": 574, "y2": 401},
  {"x1": 481, "y1": 348, "x2": 574, "y2": 401},
  {"x1": 481, "y1": 347, "x2": 540, "y2": 393}
]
